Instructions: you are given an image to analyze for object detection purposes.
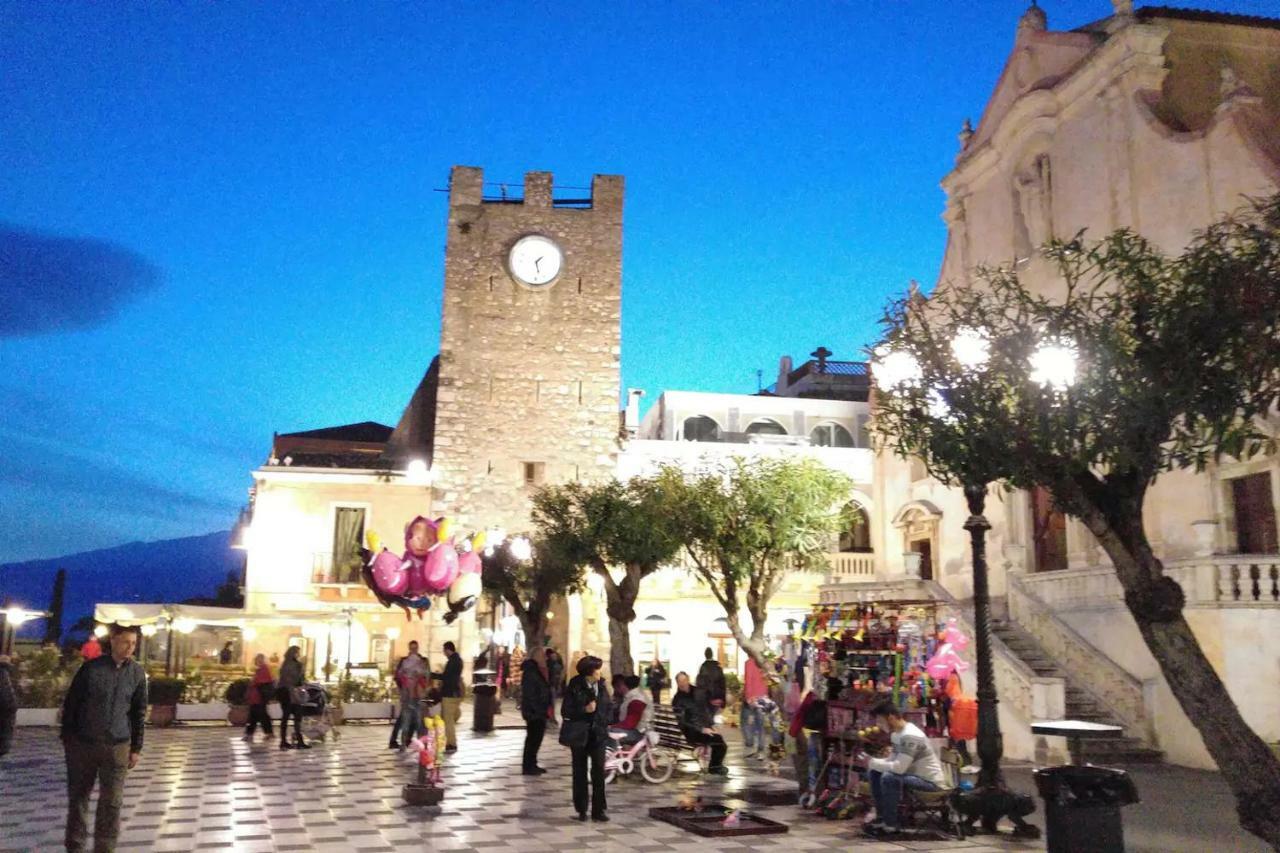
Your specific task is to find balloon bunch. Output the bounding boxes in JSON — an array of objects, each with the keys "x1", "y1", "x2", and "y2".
[
  {"x1": 362, "y1": 516, "x2": 485, "y2": 621},
  {"x1": 923, "y1": 617, "x2": 970, "y2": 681}
]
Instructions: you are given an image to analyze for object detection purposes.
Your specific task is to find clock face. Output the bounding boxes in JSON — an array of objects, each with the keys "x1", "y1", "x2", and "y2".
[{"x1": 508, "y1": 235, "x2": 563, "y2": 287}]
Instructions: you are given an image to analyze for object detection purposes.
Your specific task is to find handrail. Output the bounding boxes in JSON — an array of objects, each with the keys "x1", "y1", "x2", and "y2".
[{"x1": 1008, "y1": 573, "x2": 1148, "y2": 738}]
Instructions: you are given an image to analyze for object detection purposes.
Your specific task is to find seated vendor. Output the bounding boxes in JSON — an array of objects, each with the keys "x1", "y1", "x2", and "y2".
[
  {"x1": 608, "y1": 675, "x2": 652, "y2": 746},
  {"x1": 672, "y1": 672, "x2": 729, "y2": 775},
  {"x1": 860, "y1": 700, "x2": 946, "y2": 837}
]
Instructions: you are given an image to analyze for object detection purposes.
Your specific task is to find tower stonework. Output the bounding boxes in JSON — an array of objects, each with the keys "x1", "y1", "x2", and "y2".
[{"x1": 431, "y1": 166, "x2": 624, "y2": 533}]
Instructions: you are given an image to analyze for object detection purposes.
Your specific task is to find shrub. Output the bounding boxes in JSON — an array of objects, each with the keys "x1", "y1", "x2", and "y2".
[
  {"x1": 148, "y1": 677, "x2": 186, "y2": 705},
  {"x1": 224, "y1": 678, "x2": 251, "y2": 705},
  {"x1": 724, "y1": 672, "x2": 742, "y2": 697},
  {"x1": 14, "y1": 646, "x2": 81, "y2": 708}
]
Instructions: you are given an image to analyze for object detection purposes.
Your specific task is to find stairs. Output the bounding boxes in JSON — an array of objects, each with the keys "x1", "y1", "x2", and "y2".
[{"x1": 991, "y1": 619, "x2": 1164, "y2": 765}]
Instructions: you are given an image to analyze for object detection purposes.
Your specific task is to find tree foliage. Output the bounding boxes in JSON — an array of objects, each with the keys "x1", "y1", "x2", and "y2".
[
  {"x1": 534, "y1": 477, "x2": 682, "y2": 676},
  {"x1": 479, "y1": 536, "x2": 585, "y2": 656},
  {"x1": 871, "y1": 194, "x2": 1280, "y2": 846},
  {"x1": 658, "y1": 456, "x2": 852, "y2": 669}
]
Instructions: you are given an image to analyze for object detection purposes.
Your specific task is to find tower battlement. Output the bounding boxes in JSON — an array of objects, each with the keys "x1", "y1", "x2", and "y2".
[{"x1": 448, "y1": 165, "x2": 623, "y2": 211}]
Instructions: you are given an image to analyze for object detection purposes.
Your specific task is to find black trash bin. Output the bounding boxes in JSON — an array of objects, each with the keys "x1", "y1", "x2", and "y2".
[
  {"x1": 1034, "y1": 765, "x2": 1139, "y2": 853},
  {"x1": 472, "y1": 669, "x2": 498, "y2": 732}
]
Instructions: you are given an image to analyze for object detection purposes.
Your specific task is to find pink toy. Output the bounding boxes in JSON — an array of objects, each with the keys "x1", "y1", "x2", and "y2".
[{"x1": 370, "y1": 549, "x2": 408, "y2": 596}]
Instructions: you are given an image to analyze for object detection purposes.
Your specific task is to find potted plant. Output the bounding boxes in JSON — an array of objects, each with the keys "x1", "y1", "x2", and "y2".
[
  {"x1": 224, "y1": 678, "x2": 251, "y2": 727},
  {"x1": 147, "y1": 677, "x2": 186, "y2": 726},
  {"x1": 336, "y1": 674, "x2": 394, "y2": 721},
  {"x1": 723, "y1": 672, "x2": 743, "y2": 728}
]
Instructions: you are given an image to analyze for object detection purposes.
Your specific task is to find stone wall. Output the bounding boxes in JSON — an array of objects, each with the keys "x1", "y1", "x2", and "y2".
[{"x1": 431, "y1": 166, "x2": 624, "y2": 535}]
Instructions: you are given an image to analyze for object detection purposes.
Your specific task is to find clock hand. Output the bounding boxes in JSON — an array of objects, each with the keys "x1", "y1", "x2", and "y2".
[{"x1": 534, "y1": 257, "x2": 542, "y2": 272}]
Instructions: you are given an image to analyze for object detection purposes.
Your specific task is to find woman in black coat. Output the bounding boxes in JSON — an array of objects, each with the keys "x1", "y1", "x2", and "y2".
[
  {"x1": 520, "y1": 650, "x2": 552, "y2": 775},
  {"x1": 559, "y1": 655, "x2": 611, "y2": 822}
]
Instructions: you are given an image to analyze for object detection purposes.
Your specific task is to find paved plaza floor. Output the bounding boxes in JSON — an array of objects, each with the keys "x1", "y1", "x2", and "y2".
[{"x1": 0, "y1": 721, "x2": 1265, "y2": 852}]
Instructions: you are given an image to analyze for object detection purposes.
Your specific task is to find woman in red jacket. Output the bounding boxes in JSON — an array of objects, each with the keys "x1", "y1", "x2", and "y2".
[{"x1": 243, "y1": 654, "x2": 275, "y2": 742}]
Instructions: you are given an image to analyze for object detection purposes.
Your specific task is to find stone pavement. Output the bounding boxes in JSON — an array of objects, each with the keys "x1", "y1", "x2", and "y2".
[{"x1": 0, "y1": 722, "x2": 1262, "y2": 852}]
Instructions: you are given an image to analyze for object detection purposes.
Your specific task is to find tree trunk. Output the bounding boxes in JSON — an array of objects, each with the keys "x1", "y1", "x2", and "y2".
[
  {"x1": 607, "y1": 616, "x2": 632, "y2": 679},
  {"x1": 601, "y1": 564, "x2": 643, "y2": 680},
  {"x1": 1089, "y1": 510, "x2": 1280, "y2": 848}
]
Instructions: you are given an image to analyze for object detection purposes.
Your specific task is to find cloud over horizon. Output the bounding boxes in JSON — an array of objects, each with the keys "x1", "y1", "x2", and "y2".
[{"x1": 0, "y1": 224, "x2": 161, "y2": 337}]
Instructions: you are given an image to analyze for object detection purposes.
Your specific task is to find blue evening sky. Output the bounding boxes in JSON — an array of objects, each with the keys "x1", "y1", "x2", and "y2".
[{"x1": 2, "y1": 1, "x2": 1272, "y2": 562}]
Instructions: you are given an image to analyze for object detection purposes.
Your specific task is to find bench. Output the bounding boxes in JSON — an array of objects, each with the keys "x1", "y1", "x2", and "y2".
[{"x1": 651, "y1": 704, "x2": 711, "y2": 772}]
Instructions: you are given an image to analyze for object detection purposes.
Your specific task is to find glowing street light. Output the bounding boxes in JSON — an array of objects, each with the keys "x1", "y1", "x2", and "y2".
[
  {"x1": 405, "y1": 459, "x2": 432, "y2": 485},
  {"x1": 509, "y1": 537, "x2": 532, "y2": 562},
  {"x1": 93, "y1": 624, "x2": 109, "y2": 638},
  {"x1": 871, "y1": 347, "x2": 922, "y2": 391},
  {"x1": 1029, "y1": 340, "x2": 1078, "y2": 391},
  {"x1": 951, "y1": 327, "x2": 991, "y2": 370}
]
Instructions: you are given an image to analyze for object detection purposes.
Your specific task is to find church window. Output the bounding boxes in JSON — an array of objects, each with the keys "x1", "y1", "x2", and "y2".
[
  {"x1": 810, "y1": 422, "x2": 854, "y2": 448},
  {"x1": 682, "y1": 415, "x2": 721, "y2": 442}
]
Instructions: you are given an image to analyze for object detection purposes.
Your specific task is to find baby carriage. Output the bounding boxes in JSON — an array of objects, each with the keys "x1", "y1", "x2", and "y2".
[{"x1": 295, "y1": 683, "x2": 342, "y2": 743}]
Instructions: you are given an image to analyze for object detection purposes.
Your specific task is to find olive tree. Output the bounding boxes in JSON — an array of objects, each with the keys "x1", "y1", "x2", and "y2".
[
  {"x1": 479, "y1": 536, "x2": 585, "y2": 658},
  {"x1": 871, "y1": 195, "x2": 1280, "y2": 846},
  {"x1": 657, "y1": 456, "x2": 852, "y2": 671},
  {"x1": 534, "y1": 478, "x2": 682, "y2": 678}
]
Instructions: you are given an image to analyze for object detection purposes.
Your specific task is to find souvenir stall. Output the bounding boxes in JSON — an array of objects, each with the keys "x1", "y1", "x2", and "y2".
[{"x1": 786, "y1": 599, "x2": 977, "y2": 819}]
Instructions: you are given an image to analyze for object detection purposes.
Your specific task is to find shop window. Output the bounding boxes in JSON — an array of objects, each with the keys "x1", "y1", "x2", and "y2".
[
  {"x1": 839, "y1": 502, "x2": 872, "y2": 552},
  {"x1": 682, "y1": 415, "x2": 721, "y2": 442},
  {"x1": 331, "y1": 506, "x2": 366, "y2": 583},
  {"x1": 1232, "y1": 472, "x2": 1278, "y2": 554},
  {"x1": 1032, "y1": 486, "x2": 1068, "y2": 572},
  {"x1": 745, "y1": 418, "x2": 787, "y2": 436},
  {"x1": 811, "y1": 422, "x2": 854, "y2": 448}
]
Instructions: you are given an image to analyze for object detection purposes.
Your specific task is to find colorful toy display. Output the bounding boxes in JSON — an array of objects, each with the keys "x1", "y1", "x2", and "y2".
[{"x1": 362, "y1": 516, "x2": 483, "y2": 621}]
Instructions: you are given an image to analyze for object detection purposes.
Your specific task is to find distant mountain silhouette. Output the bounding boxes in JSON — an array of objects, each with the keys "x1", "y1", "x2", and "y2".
[{"x1": 0, "y1": 531, "x2": 243, "y2": 642}]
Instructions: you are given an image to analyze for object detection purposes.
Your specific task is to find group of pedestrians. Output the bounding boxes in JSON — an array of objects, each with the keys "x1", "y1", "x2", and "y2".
[{"x1": 388, "y1": 640, "x2": 463, "y2": 752}]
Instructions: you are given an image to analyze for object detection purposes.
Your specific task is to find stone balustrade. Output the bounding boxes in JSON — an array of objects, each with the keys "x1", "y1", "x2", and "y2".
[
  {"x1": 1017, "y1": 555, "x2": 1280, "y2": 610},
  {"x1": 1008, "y1": 574, "x2": 1149, "y2": 740},
  {"x1": 825, "y1": 552, "x2": 877, "y2": 582}
]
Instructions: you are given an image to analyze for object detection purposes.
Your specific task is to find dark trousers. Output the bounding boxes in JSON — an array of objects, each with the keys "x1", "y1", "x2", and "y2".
[
  {"x1": 0, "y1": 706, "x2": 15, "y2": 755},
  {"x1": 276, "y1": 689, "x2": 303, "y2": 744},
  {"x1": 64, "y1": 739, "x2": 130, "y2": 853},
  {"x1": 685, "y1": 729, "x2": 728, "y2": 769},
  {"x1": 570, "y1": 738, "x2": 607, "y2": 817},
  {"x1": 651, "y1": 688, "x2": 663, "y2": 706},
  {"x1": 523, "y1": 717, "x2": 546, "y2": 771},
  {"x1": 245, "y1": 702, "x2": 273, "y2": 737}
]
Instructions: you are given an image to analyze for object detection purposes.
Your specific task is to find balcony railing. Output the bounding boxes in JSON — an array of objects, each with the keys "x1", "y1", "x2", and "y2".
[
  {"x1": 825, "y1": 551, "x2": 877, "y2": 581},
  {"x1": 1017, "y1": 554, "x2": 1280, "y2": 609},
  {"x1": 311, "y1": 551, "x2": 365, "y2": 585}
]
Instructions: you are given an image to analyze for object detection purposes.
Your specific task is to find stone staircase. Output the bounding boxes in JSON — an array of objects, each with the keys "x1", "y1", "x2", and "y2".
[{"x1": 991, "y1": 618, "x2": 1164, "y2": 765}]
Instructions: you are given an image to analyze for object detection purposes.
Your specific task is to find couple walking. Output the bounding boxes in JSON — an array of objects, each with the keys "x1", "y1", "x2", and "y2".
[{"x1": 240, "y1": 646, "x2": 310, "y2": 749}]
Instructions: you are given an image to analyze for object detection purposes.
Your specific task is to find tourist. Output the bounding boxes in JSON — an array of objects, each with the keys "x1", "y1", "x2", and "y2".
[
  {"x1": 519, "y1": 647, "x2": 552, "y2": 775},
  {"x1": 276, "y1": 645, "x2": 308, "y2": 750},
  {"x1": 560, "y1": 654, "x2": 610, "y2": 822},
  {"x1": 609, "y1": 674, "x2": 628, "y2": 723},
  {"x1": 434, "y1": 641, "x2": 463, "y2": 752},
  {"x1": 645, "y1": 657, "x2": 667, "y2": 705},
  {"x1": 609, "y1": 674, "x2": 651, "y2": 747},
  {"x1": 0, "y1": 653, "x2": 16, "y2": 756},
  {"x1": 547, "y1": 649, "x2": 565, "y2": 700},
  {"x1": 740, "y1": 656, "x2": 768, "y2": 756},
  {"x1": 672, "y1": 671, "x2": 728, "y2": 775},
  {"x1": 392, "y1": 640, "x2": 430, "y2": 750},
  {"x1": 80, "y1": 636, "x2": 102, "y2": 661},
  {"x1": 243, "y1": 653, "x2": 274, "y2": 742},
  {"x1": 219, "y1": 641, "x2": 234, "y2": 665},
  {"x1": 861, "y1": 700, "x2": 946, "y2": 838},
  {"x1": 60, "y1": 624, "x2": 146, "y2": 853},
  {"x1": 695, "y1": 648, "x2": 726, "y2": 710}
]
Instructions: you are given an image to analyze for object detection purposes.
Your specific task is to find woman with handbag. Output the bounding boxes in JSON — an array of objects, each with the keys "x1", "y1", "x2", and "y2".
[
  {"x1": 559, "y1": 655, "x2": 610, "y2": 822},
  {"x1": 276, "y1": 646, "x2": 309, "y2": 750}
]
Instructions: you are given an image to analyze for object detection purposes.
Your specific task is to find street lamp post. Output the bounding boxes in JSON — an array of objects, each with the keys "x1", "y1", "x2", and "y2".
[{"x1": 963, "y1": 482, "x2": 1003, "y2": 789}]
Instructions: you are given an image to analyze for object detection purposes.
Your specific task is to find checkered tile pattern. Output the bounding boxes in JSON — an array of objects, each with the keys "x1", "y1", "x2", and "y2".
[{"x1": 1, "y1": 719, "x2": 1047, "y2": 852}]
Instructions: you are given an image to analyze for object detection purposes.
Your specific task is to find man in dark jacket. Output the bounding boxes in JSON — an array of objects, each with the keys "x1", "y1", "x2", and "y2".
[
  {"x1": 519, "y1": 649, "x2": 552, "y2": 775},
  {"x1": 434, "y1": 641, "x2": 464, "y2": 752},
  {"x1": 672, "y1": 671, "x2": 728, "y2": 775},
  {"x1": 60, "y1": 624, "x2": 147, "y2": 853},
  {"x1": 0, "y1": 653, "x2": 17, "y2": 756},
  {"x1": 695, "y1": 648, "x2": 726, "y2": 709}
]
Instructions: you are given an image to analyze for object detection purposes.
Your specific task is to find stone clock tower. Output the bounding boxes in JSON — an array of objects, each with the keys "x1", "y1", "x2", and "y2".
[{"x1": 429, "y1": 166, "x2": 624, "y2": 533}]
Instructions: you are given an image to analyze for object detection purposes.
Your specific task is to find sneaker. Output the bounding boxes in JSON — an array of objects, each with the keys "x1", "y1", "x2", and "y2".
[
  {"x1": 280, "y1": 742, "x2": 294, "y2": 750},
  {"x1": 709, "y1": 765, "x2": 730, "y2": 776},
  {"x1": 575, "y1": 812, "x2": 588, "y2": 822},
  {"x1": 445, "y1": 745, "x2": 458, "y2": 753},
  {"x1": 388, "y1": 741, "x2": 400, "y2": 750},
  {"x1": 591, "y1": 813, "x2": 609, "y2": 822},
  {"x1": 295, "y1": 741, "x2": 311, "y2": 750}
]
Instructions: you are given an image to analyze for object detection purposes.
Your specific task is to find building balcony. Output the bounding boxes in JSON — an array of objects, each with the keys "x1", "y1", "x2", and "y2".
[{"x1": 310, "y1": 551, "x2": 365, "y2": 586}]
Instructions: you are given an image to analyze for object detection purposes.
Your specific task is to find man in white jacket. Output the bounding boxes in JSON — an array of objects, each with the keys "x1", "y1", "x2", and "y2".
[{"x1": 860, "y1": 700, "x2": 946, "y2": 837}]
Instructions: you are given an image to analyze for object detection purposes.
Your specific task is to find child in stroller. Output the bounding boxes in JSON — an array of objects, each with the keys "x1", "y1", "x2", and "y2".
[{"x1": 295, "y1": 683, "x2": 342, "y2": 743}]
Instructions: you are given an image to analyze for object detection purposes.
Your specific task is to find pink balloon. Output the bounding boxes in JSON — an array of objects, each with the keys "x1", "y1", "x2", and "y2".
[
  {"x1": 457, "y1": 550, "x2": 481, "y2": 576},
  {"x1": 421, "y1": 544, "x2": 459, "y2": 593},
  {"x1": 943, "y1": 618, "x2": 970, "y2": 652},
  {"x1": 403, "y1": 554, "x2": 428, "y2": 596},
  {"x1": 370, "y1": 550, "x2": 408, "y2": 596}
]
